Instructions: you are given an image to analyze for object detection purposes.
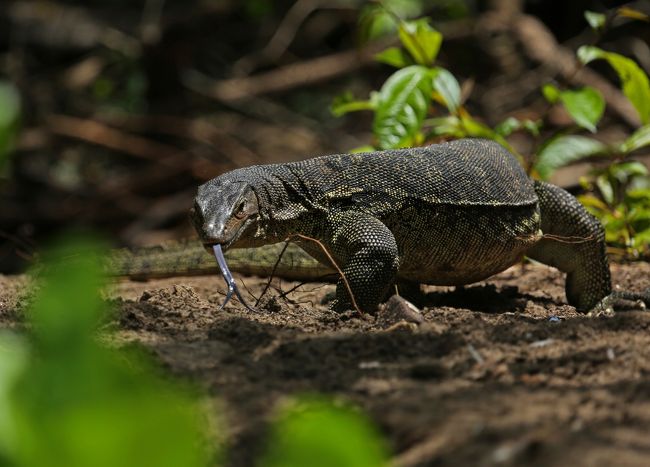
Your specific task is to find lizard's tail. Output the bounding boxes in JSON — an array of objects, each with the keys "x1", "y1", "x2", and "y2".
[{"x1": 105, "y1": 239, "x2": 333, "y2": 281}]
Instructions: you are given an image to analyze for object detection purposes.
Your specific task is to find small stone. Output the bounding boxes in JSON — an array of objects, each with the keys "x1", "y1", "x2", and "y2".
[{"x1": 377, "y1": 295, "x2": 424, "y2": 328}]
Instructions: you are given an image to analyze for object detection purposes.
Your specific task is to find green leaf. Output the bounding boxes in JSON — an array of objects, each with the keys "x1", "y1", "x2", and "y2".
[
  {"x1": 331, "y1": 91, "x2": 377, "y2": 117},
  {"x1": 10, "y1": 234, "x2": 210, "y2": 467},
  {"x1": 534, "y1": 135, "x2": 608, "y2": 179},
  {"x1": 542, "y1": 83, "x2": 560, "y2": 103},
  {"x1": 358, "y1": 5, "x2": 398, "y2": 43},
  {"x1": 373, "y1": 65, "x2": 432, "y2": 149},
  {"x1": 578, "y1": 46, "x2": 650, "y2": 124},
  {"x1": 350, "y1": 145, "x2": 376, "y2": 154},
  {"x1": 609, "y1": 161, "x2": 648, "y2": 183},
  {"x1": 0, "y1": 81, "x2": 21, "y2": 169},
  {"x1": 584, "y1": 10, "x2": 606, "y2": 30},
  {"x1": 558, "y1": 87, "x2": 605, "y2": 133},
  {"x1": 375, "y1": 47, "x2": 411, "y2": 68},
  {"x1": 0, "y1": 332, "x2": 28, "y2": 460},
  {"x1": 398, "y1": 18, "x2": 442, "y2": 66},
  {"x1": 494, "y1": 117, "x2": 521, "y2": 136},
  {"x1": 596, "y1": 173, "x2": 615, "y2": 204},
  {"x1": 620, "y1": 124, "x2": 650, "y2": 153},
  {"x1": 494, "y1": 117, "x2": 542, "y2": 137},
  {"x1": 431, "y1": 67, "x2": 460, "y2": 113},
  {"x1": 259, "y1": 396, "x2": 390, "y2": 467},
  {"x1": 426, "y1": 116, "x2": 463, "y2": 138}
]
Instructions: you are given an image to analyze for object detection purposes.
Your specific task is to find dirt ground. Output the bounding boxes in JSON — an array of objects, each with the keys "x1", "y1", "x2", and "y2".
[{"x1": 2, "y1": 261, "x2": 650, "y2": 466}]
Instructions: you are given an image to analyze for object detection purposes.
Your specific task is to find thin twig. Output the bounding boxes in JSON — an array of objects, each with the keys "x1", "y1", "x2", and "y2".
[
  {"x1": 276, "y1": 277, "x2": 334, "y2": 300},
  {"x1": 291, "y1": 233, "x2": 362, "y2": 314},
  {"x1": 542, "y1": 233, "x2": 597, "y2": 243},
  {"x1": 256, "y1": 241, "x2": 290, "y2": 307}
]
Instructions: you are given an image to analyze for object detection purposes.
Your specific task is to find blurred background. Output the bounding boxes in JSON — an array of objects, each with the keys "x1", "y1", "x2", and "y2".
[{"x1": 1, "y1": 0, "x2": 649, "y2": 273}]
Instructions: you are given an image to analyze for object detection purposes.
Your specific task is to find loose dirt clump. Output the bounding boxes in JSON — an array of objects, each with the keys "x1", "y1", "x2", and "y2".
[{"x1": 2, "y1": 261, "x2": 650, "y2": 466}]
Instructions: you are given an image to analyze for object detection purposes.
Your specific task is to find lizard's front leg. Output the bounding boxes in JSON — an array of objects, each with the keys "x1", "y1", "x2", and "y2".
[{"x1": 326, "y1": 211, "x2": 399, "y2": 313}]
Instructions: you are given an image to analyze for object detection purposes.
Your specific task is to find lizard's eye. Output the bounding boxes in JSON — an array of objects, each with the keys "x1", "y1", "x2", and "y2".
[{"x1": 234, "y1": 199, "x2": 247, "y2": 219}]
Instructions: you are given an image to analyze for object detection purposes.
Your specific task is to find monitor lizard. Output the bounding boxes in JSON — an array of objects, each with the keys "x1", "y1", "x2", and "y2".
[{"x1": 111, "y1": 138, "x2": 649, "y2": 314}]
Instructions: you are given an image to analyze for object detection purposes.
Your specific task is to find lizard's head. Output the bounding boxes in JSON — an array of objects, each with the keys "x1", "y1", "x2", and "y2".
[{"x1": 190, "y1": 179, "x2": 260, "y2": 249}]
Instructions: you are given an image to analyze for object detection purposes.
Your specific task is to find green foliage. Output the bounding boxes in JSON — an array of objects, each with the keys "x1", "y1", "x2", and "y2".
[
  {"x1": 373, "y1": 65, "x2": 432, "y2": 148},
  {"x1": 334, "y1": 4, "x2": 650, "y2": 257},
  {"x1": 578, "y1": 46, "x2": 650, "y2": 124},
  {"x1": 534, "y1": 135, "x2": 607, "y2": 179},
  {"x1": 0, "y1": 234, "x2": 210, "y2": 467},
  {"x1": 542, "y1": 84, "x2": 605, "y2": 132},
  {"x1": 0, "y1": 80, "x2": 21, "y2": 171},
  {"x1": 335, "y1": 9, "x2": 511, "y2": 153},
  {"x1": 579, "y1": 163, "x2": 650, "y2": 256},
  {"x1": 398, "y1": 18, "x2": 442, "y2": 65},
  {"x1": 620, "y1": 124, "x2": 650, "y2": 154},
  {"x1": 584, "y1": 10, "x2": 606, "y2": 30},
  {"x1": 259, "y1": 396, "x2": 390, "y2": 467}
]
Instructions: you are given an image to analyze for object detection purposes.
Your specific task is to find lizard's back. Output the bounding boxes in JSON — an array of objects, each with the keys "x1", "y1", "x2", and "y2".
[
  {"x1": 289, "y1": 138, "x2": 538, "y2": 212},
  {"x1": 269, "y1": 139, "x2": 542, "y2": 285}
]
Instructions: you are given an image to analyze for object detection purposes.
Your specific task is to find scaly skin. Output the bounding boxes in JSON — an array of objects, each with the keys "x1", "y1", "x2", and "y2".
[{"x1": 188, "y1": 138, "x2": 649, "y2": 313}]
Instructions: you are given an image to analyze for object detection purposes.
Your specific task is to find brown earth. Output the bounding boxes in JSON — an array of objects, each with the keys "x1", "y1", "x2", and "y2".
[{"x1": 2, "y1": 262, "x2": 650, "y2": 466}]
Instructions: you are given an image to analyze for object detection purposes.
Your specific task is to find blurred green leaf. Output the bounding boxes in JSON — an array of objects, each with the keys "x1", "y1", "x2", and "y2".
[
  {"x1": 350, "y1": 145, "x2": 376, "y2": 154},
  {"x1": 8, "y1": 234, "x2": 209, "y2": 467},
  {"x1": 494, "y1": 117, "x2": 521, "y2": 136},
  {"x1": 331, "y1": 91, "x2": 377, "y2": 117},
  {"x1": 534, "y1": 135, "x2": 608, "y2": 179},
  {"x1": 398, "y1": 18, "x2": 442, "y2": 66},
  {"x1": 596, "y1": 173, "x2": 615, "y2": 204},
  {"x1": 494, "y1": 117, "x2": 542, "y2": 137},
  {"x1": 0, "y1": 332, "x2": 28, "y2": 462},
  {"x1": 426, "y1": 115, "x2": 464, "y2": 138},
  {"x1": 431, "y1": 67, "x2": 460, "y2": 113},
  {"x1": 259, "y1": 396, "x2": 390, "y2": 467},
  {"x1": 578, "y1": 46, "x2": 650, "y2": 124},
  {"x1": 584, "y1": 10, "x2": 606, "y2": 30},
  {"x1": 542, "y1": 83, "x2": 560, "y2": 103},
  {"x1": 620, "y1": 124, "x2": 650, "y2": 153},
  {"x1": 578, "y1": 193, "x2": 609, "y2": 211},
  {"x1": 358, "y1": 5, "x2": 397, "y2": 43},
  {"x1": 558, "y1": 87, "x2": 605, "y2": 133},
  {"x1": 375, "y1": 47, "x2": 411, "y2": 68},
  {"x1": 0, "y1": 81, "x2": 21, "y2": 169},
  {"x1": 609, "y1": 161, "x2": 648, "y2": 183},
  {"x1": 373, "y1": 65, "x2": 432, "y2": 149}
]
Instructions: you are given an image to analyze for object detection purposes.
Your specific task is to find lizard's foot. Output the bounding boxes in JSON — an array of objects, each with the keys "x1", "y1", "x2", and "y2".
[{"x1": 589, "y1": 288, "x2": 650, "y2": 316}]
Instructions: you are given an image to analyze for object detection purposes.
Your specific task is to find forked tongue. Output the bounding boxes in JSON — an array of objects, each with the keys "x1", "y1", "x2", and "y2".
[{"x1": 212, "y1": 244, "x2": 257, "y2": 312}]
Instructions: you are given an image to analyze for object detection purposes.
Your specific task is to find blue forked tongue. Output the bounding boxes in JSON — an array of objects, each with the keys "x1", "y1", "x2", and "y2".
[{"x1": 212, "y1": 244, "x2": 258, "y2": 312}]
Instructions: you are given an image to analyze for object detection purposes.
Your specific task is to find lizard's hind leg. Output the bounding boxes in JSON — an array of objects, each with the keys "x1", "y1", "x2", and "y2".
[
  {"x1": 526, "y1": 181, "x2": 648, "y2": 312},
  {"x1": 326, "y1": 211, "x2": 400, "y2": 313},
  {"x1": 525, "y1": 180, "x2": 610, "y2": 311}
]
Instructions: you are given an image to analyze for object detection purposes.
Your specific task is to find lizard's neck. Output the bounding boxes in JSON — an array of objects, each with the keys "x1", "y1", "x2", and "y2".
[{"x1": 253, "y1": 165, "x2": 325, "y2": 243}]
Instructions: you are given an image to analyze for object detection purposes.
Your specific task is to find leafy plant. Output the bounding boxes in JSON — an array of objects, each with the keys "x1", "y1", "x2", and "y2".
[
  {"x1": 259, "y1": 396, "x2": 390, "y2": 467},
  {"x1": 0, "y1": 234, "x2": 211, "y2": 467},
  {"x1": 334, "y1": 4, "x2": 650, "y2": 257}
]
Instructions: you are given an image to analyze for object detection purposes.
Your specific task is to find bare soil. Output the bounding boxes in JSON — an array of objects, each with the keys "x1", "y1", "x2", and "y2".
[{"x1": 2, "y1": 262, "x2": 650, "y2": 466}]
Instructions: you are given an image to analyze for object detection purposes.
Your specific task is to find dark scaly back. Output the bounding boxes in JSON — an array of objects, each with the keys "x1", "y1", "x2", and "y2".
[{"x1": 275, "y1": 138, "x2": 536, "y2": 214}]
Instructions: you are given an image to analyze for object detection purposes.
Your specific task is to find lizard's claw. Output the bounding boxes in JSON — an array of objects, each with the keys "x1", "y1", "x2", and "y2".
[
  {"x1": 212, "y1": 244, "x2": 258, "y2": 312},
  {"x1": 590, "y1": 288, "x2": 650, "y2": 316}
]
